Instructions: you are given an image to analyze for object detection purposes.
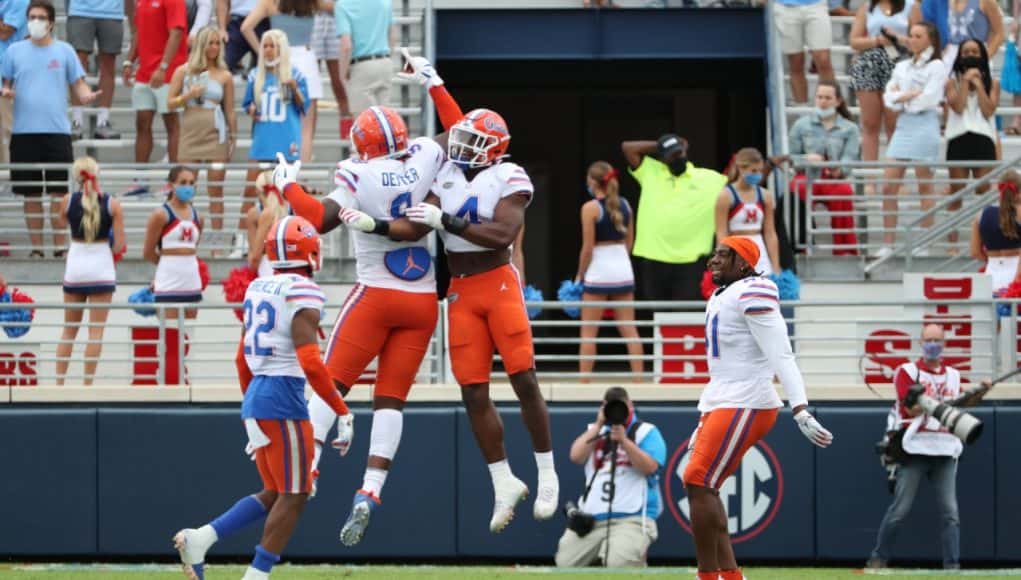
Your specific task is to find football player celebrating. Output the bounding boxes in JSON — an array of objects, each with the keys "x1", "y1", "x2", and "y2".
[
  {"x1": 272, "y1": 105, "x2": 445, "y2": 545},
  {"x1": 686, "y1": 236, "x2": 833, "y2": 580},
  {"x1": 173, "y1": 217, "x2": 351, "y2": 580},
  {"x1": 398, "y1": 53, "x2": 560, "y2": 533}
]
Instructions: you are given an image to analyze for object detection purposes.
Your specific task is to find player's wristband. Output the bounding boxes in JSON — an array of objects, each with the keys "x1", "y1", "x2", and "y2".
[
  {"x1": 440, "y1": 212, "x2": 468, "y2": 234},
  {"x1": 371, "y1": 220, "x2": 390, "y2": 236}
]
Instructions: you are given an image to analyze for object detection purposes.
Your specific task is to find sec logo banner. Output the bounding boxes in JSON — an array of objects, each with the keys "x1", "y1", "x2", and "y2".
[{"x1": 664, "y1": 439, "x2": 784, "y2": 543}]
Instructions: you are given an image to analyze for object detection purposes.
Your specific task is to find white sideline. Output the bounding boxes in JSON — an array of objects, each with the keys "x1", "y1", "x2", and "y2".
[{"x1": 4, "y1": 384, "x2": 1021, "y2": 404}]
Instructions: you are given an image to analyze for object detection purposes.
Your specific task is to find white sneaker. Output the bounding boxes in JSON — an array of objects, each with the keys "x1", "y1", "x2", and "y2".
[
  {"x1": 241, "y1": 567, "x2": 269, "y2": 580},
  {"x1": 173, "y1": 528, "x2": 215, "y2": 580},
  {"x1": 533, "y1": 470, "x2": 559, "y2": 520},
  {"x1": 228, "y1": 232, "x2": 247, "y2": 259},
  {"x1": 489, "y1": 476, "x2": 528, "y2": 533},
  {"x1": 874, "y1": 246, "x2": 893, "y2": 259}
]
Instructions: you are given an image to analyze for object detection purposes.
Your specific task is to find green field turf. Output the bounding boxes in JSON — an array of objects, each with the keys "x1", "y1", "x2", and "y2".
[{"x1": 1, "y1": 565, "x2": 1019, "y2": 579}]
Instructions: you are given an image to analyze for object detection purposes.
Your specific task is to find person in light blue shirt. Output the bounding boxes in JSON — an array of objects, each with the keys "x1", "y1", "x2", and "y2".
[
  {"x1": 0, "y1": 0, "x2": 99, "y2": 258},
  {"x1": 67, "y1": 0, "x2": 126, "y2": 139},
  {"x1": 555, "y1": 387, "x2": 666, "y2": 568},
  {"x1": 0, "y1": 0, "x2": 28, "y2": 164},
  {"x1": 335, "y1": 0, "x2": 393, "y2": 117}
]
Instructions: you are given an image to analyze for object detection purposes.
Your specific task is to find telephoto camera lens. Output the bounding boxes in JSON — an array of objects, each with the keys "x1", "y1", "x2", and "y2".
[{"x1": 604, "y1": 398, "x2": 629, "y2": 426}]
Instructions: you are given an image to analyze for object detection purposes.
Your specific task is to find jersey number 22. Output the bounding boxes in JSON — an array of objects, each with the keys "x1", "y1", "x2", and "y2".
[{"x1": 243, "y1": 299, "x2": 276, "y2": 356}]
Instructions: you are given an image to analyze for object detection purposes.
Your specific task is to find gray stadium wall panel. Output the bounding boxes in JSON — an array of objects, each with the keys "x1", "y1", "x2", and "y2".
[
  {"x1": 996, "y1": 407, "x2": 1021, "y2": 560},
  {"x1": 0, "y1": 409, "x2": 98, "y2": 554}
]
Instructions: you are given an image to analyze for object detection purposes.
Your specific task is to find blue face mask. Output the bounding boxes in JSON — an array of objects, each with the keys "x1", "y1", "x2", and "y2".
[
  {"x1": 175, "y1": 185, "x2": 196, "y2": 203},
  {"x1": 744, "y1": 173, "x2": 762, "y2": 187},
  {"x1": 586, "y1": 185, "x2": 595, "y2": 197},
  {"x1": 922, "y1": 341, "x2": 943, "y2": 361}
]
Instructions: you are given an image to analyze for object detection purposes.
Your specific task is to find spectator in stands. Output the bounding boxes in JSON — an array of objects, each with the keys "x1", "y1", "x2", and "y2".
[
  {"x1": 218, "y1": 0, "x2": 268, "y2": 72},
  {"x1": 621, "y1": 134, "x2": 727, "y2": 302},
  {"x1": 971, "y1": 170, "x2": 1021, "y2": 293},
  {"x1": 245, "y1": 170, "x2": 290, "y2": 275},
  {"x1": 716, "y1": 148, "x2": 781, "y2": 275},
  {"x1": 123, "y1": 0, "x2": 189, "y2": 165},
  {"x1": 56, "y1": 156, "x2": 124, "y2": 386},
  {"x1": 0, "y1": 0, "x2": 28, "y2": 164},
  {"x1": 312, "y1": 0, "x2": 349, "y2": 138},
  {"x1": 555, "y1": 386, "x2": 665, "y2": 568},
  {"x1": 143, "y1": 165, "x2": 204, "y2": 322},
  {"x1": 912, "y1": 0, "x2": 1004, "y2": 70},
  {"x1": 1, "y1": 0, "x2": 100, "y2": 258},
  {"x1": 67, "y1": 0, "x2": 125, "y2": 140},
  {"x1": 945, "y1": 38, "x2": 998, "y2": 245},
  {"x1": 867, "y1": 324, "x2": 990, "y2": 571},
  {"x1": 188, "y1": 0, "x2": 214, "y2": 45},
  {"x1": 879, "y1": 22, "x2": 945, "y2": 258},
  {"x1": 336, "y1": 0, "x2": 394, "y2": 118},
  {"x1": 574, "y1": 161, "x2": 643, "y2": 383},
  {"x1": 168, "y1": 26, "x2": 237, "y2": 234},
  {"x1": 240, "y1": 29, "x2": 307, "y2": 250},
  {"x1": 1006, "y1": 4, "x2": 1021, "y2": 135},
  {"x1": 788, "y1": 80, "x2": 861, "y2": 255},
  {"x1": 775, "y1": 0, "x2": 836, "y2": 105},
  {"x1": 849, "y1": 0, "x2": 911, "y2": 171},
  {"x1": 243, "y1": 0, "x2": 321, "y2": 162}
]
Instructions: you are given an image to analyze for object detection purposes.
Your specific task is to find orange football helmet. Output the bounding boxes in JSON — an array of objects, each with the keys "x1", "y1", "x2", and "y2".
[
  {"x1": 448, "y1": 108, "x2": 511, "y2": 169},
  {"x1": 265, "y1": 216, "x2": 322, "y2": 273},
  {"x1": 350, "y1": 106, "x2": 409, "y2": 161}
]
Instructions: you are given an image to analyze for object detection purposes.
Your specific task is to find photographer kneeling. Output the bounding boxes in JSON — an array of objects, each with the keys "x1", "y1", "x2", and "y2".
[
  {"x1": 555, "y1": 387, "x2": 666, "y2": 568},
  {"x1": 868, "y1": 324, "x2": 991, "y2": 571}
]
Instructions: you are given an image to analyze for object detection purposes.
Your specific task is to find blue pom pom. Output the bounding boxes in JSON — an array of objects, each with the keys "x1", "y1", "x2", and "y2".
[
  {"x1": 128, "y1": 287, "x2": 157, "y2": 317},
  {"x1": 998, "y1": 302, "x2": 1013, "y2": 318},
  {"x1": 522, "y1": 284, "x2": 543, "y2": 320},
  {"x1": 0, "y1": 291, "x2": 32, "y2": 338},
  {"x1": 557, "y1": 279, "x2": 584, "y2": 319},
  {"x1": 769, "y1": 269, "x2": 801, "y2": 301}
]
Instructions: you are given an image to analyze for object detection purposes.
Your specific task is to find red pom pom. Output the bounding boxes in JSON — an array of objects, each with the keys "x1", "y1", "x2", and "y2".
[
  {"x1": 700, "y1": 269, "x2": 718, "y2": 300},
  {"x1": 221, "y1": 266, "x2": 259, "y2": 322},
  {"x1": 1002, "y1": 278, "x2": 1021, "y2": 299},
  {"x1": 9, "y1": 288, "x2": 35, "y2": 320},
  {"x1": 197, "y1": 259, "x2": 211, "y2": 291},
  {"x1": 113, "y1": 245, "x2": 127, "y2": 264}
]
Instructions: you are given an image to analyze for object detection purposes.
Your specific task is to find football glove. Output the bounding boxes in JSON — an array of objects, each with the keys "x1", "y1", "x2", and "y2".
[
  {"x1": 398, "y1": 47, "x2": 443, "y2": 89},
  {"x1": 332, "y1": 413, "x2": 355, "y2": 457},
  {"x1": 405, "y1": 202, "x2": 445, "y2": 230},
  {"x1": 339, "y1": 207, "x2": 377, "y2": 233},
  {"x1": 272, "y1": 152, "x2": 301, "y2": 192},
  {"x1": 794, "y1": 409, "x2": 834, "y2": 448}
]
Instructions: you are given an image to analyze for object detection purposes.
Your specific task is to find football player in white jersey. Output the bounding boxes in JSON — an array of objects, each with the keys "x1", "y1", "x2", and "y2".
[
  {"x1": 273, "y1": 105, "x2": 445, "y2": 545},
  {"x1": 684, "y1": 236, "x2": 833, "y2": 580},
  {"x1": 173, "y1": 217, "x2": 351, "y2": 580},
  {"x1": 396, "y1": 52, "x2": 560, "y2": 533}
]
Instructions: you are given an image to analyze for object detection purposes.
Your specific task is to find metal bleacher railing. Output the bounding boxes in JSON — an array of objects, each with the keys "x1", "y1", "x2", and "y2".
[{"x1": 2, "y1": 298, "x2": 1020, "y2": 400}]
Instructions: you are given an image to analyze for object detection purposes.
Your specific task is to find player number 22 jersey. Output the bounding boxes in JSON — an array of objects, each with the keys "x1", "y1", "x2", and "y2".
[
  {"x1": 327, "y1": 137, "x2": 444, "y2": 293},
  {"x1": 433, "y1": 160, "x2": 533, "y2": 253},
  {"x1": 242, "y1": 273, "x2": 326, "y2": 377}
]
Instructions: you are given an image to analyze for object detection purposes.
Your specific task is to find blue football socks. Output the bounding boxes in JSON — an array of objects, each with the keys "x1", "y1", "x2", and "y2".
[{"x1": 210, "y1": 495, "x2": 268, "y2": 539}]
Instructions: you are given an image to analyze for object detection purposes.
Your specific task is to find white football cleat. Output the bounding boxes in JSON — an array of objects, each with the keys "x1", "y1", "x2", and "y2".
[
  {"x1": 173, "y1": 528, "x2": 214, "y2": 580},
  {"x1": 533, "y1": 470, "x2": 560, "y2": 520},
  {"x1": 241, "y1": 567, "x2": 269, "y2": 580},
  {"x1": 489, "y1": 476, "x2": 528, "y2": 533}
]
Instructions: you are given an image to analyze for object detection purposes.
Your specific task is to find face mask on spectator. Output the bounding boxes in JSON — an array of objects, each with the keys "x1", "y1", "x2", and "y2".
[
  {"x1": 816, "y1": 106, "x2": 836, "y2": 119},
  {"x1": 27, "y1": 19, "x2": 48, "y2": 40},
  {"x1": 174, "y1": 185, "x2": 196, "y2": 203},
  {"x1": 744, "y1": 172, "x2": 762, "y2": 187},
  {"x1": 265, "y1": 57, "x2": 280, "y2": 67},
  {"x1": 586, "y1": 185, "x2": 595, "y2": 197},
  {"x1": 956, "y1": 56, "x2": 983, "y2": 72},
  {"x1": 668, "y1": 157, "x2": 687, "y2": 176},
  {"x1": 922, "y1": 341, "x2": 943, "y2": 361}
]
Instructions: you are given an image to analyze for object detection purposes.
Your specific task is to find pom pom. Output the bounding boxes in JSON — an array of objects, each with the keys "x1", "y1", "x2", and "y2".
[
  {"x1": 197, "y1": 258, "x2": 210, "y2": 291},
  {"x1": 113, "y1": 244, "x2": 127, "y2": 264},
  {"x1": 0, "y1": 289, "x2": 33, "y2": 338},
  {"x1": 996, "y1": 280, "x2": 1021, "y2": 317},
  {"x1": 557, "y1": 279, "x2": 583, "y2": 319},
  {"x1": 128, "y1": 287, "x2": 157, "y2": 317},
  {"x1": 222, "y1": 266, "x2": 259, "y2": 322},
  {"x1": 700, "y1": 269, "x2": 718, "y2": 300},
  {"x1": 768, "y1": 269, "x2": 801, "y2": 301},
  {"x1": 522, "y1": 284, "x2": 543, "y2": 320}
]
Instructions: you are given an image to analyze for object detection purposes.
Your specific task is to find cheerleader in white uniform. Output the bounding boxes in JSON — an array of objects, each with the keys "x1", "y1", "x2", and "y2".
[
  {"x1": 143, "y1": 166, "x2": 204, "y2": 322},
  {"x1": 715, "y1": 147, "x2": 781, "y2": 276},
  {"x1": 574, "y1": 161, "x2": 644, "y2": 382},
  {"x1": 244, "y1": 170, "x2": 293, "y2": 276},
  {"x1": 972, "y1": 172, "x2": 1021, "y2": 294},
  {"x1": 56, "y1": 156, "x2": 125, "y2": 385}
]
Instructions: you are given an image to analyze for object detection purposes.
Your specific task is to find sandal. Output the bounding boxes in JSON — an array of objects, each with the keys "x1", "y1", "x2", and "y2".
[
  {"x1": 1007, "y1": 126, "x2": 1021, "y2": 136},
  {"x1": 29, "y1": 250, "x2": 44, "y2": 258},
  {"x1": 53, "y1": 249, "x2": 66, "y2": 259}
]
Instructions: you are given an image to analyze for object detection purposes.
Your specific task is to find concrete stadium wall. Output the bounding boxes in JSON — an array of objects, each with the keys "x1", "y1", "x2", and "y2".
[{"x1": 1, "y1": 404, "x2": 1018, "y2": 563}]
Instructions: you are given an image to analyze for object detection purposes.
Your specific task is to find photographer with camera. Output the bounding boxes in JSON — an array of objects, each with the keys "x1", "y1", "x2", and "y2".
[
  {"x1": 554, "y1": 387, "x2": 666, "y2": 568},
  {"x1": 867, "y1": 324, "x2": 991, "y2": 571}
]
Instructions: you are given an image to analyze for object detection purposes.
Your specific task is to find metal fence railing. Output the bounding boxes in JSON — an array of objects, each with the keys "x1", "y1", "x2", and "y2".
[{"x1": 1, "y1": 298, "x2": 1017, "y2": 392}]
